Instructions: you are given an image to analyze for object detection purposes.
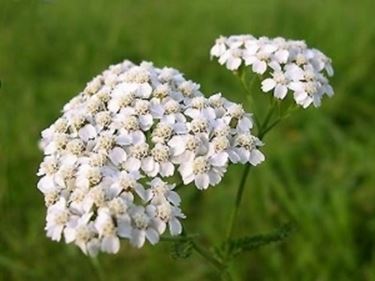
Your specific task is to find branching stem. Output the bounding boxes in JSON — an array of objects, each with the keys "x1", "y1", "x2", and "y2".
[{"x1": 224, "y1": 73, "x2": 282, "y2": 264}]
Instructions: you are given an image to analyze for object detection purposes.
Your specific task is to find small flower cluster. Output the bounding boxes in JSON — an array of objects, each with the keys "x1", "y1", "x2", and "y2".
[
  {"x1": 37, "y1": 60, "x2": 264, "y2": 255},
  {"x1": 210, "y1": 35, "x2": 334, "y2": 108}
]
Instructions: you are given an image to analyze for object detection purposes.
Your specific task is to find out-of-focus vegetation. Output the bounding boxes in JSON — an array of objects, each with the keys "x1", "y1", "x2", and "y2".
[{"x1": 1, "y1": 0, "x2": 375, "y2": 280}]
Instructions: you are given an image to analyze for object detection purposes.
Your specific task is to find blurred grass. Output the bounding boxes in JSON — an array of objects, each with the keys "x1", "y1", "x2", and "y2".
[{"x1": 1, "y1": 0, "x2": 375, "y2": 280}]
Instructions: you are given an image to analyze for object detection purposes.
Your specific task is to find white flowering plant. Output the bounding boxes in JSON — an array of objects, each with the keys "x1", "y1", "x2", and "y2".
[{"x1": 37, "y1": 34, "x2": 333, "y2": 280}]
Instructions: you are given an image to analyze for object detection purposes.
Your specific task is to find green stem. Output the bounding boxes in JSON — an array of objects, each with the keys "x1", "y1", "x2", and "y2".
[
  {"x1": 192, "y1": 241, "x2": 234, "y2": 281},
  {"x1": 161, "y1": 229, "x2": 229, "y2": 279},
  {"x1": 226, "y1": 165, "x2": 252, "y2": 241},
  {"x1": 259, "y1": 118, "x2": 281, "y2": 138},
  {"x1": 239, "y1": 72, "x2": 260, "y2": 128},
  {"x1": 191, "y1": 241, "x2": 224, "y2": 272},
  {"x1": 258, "y1": 100, "x2": 277, "y2": 135},
  {"x1": 260, "y1": 103, "x2": 297, "y2": 138},
  {"x1": 224, "y1": 100, "x2": 279, "y2": 265},
  {"x1": 225, "y1": 101, "x2": 276, "y2": 243},
  {"x1": 90, "y1": 257, "x2": 105, "y2": 281}
]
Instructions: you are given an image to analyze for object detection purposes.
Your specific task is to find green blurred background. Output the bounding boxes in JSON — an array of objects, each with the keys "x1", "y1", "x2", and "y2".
[{"x1": 1, "y1": 0, "x2": 375, "y2": 280}]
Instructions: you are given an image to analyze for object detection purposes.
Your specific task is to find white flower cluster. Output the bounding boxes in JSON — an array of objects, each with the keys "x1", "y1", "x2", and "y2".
[
  {"x1": 37, "y1": 60, "x2": 264, "y2": 255},
  {"x1": 210, "y1": 35, "x2": 334, "y2": 108}
]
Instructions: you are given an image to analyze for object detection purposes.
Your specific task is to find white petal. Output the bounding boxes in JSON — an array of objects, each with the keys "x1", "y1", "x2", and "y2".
[
  {"x1": 289, "y1": 82, "x2": 304, "y2": 93},
  {"x1": 146, "y1": 228, "x2": 160, "y2": 245},
  {"x1": 121, "y1": 107, "x2": 135, "y2": 116},
  {"x1": 228, "y1": 150, "x2": 240, "y2": 163},
  {"x1": 79, "y1": 124, "x2": 96, "y2": 142},
  {"x1": 274, "y1": 49, "x2": 289, "y2": 63},
  {"x1": 109, "y1": 147, "x2": 127, "y2": 166},
  {"x1": 325, "y1": 85, "x2": 334, "y2": 97},
  {"x1": 116, "y1": 134, "x2": 132, "y2": 145},
  {"x1": 301, "y1": 96, "x2": 313, "y2": 108},
  {"x1": 218, "y1": 51, "x2": 230, "y2": 65},
  {"x1": 86, "y1": 239, "x2": 100, "y2": 256},
  {"x1": 178, "y1": 163, "x2": 193, "y2": 179},
  {"x1": 131, "y1": 229, "x2": 146, "y2": 248},
  {"x1": 249, "y1": 149, "x2": 265, "y2": 166},
  {"x1": 117, "y1": 221, "x2": 132, "y2": 238},
  {"x1": 261, "y1": 78, "x2": 276, "y2": 92},
  {"x1": 208, "y1": 171, "x2": 221, "y2": 186},
  {"x1": 326, "y1": 64, "x2": 334, "y2": 76},
  {"x1": 49, "y1": 225, "x2": 64, "y2": 241},
  {"x1": 137, "y1": 83, "x2": 152, "y2": 98},
  {"x1": 134, "y1": 184, "x2": 147, "y2": 201},
  {"x1": 182, "y1": 175, "x2": 194, "y2": 185},
  {"x1": 252, "y1": 60, "x2": 267, "y2": 74},
  {"x1": 262, "y1": 44, "x2": 278, "y2": 53},
  {"x1": 37, "y1": 176, "x2": 56, "y2": 193},
  {"x1": 238, "y1": 148, "x2": 250, "y2": 164},
  {"x1": 169, "y1": 218, "x2": 182, "y2": 236},
  {"x1": 124, "y1": 157, "x2": 141, "y2": 172},
  {"x1": 139, "y1": 114, "x2": 153, "y2": 131},
  {"x1": 238, "y1": 117, "x2": 252, "y2": 132},
  {"x1": 210, "y1": 43, "x2": 226, "y2": 57},
  {"x1": 244, "y1": 55, "x2": 256, "y2": 66},
  {"x1": 210, "y1": 152, "x2": 228, "y2": 167},
  {"x1": 195, "y1": 174, "x2": 210, "y2": 190},
  {"x1": 293, "y1": 91, "x2": 308, "y2": 102},
  {"x1": 108, "y1": 100, "x2": 119, "y2": 113},
  {"x1": 76, "y1": 177, "x2": 89, "y2": 189},
  {"x1": 168, "y1": 136, "x2": 186, "y2": 156},
  {"x1": 226, "y1": 57, "x2": 242, "y2": 70},
  {"x1": 286, "y1": 65, "x2": 304, "y2": 81},
  {"x1": 101, "y1": 236, "x2": 120, "y2": 254},
  {"x1": 173, "y1": 122, "x2": 188, "y2": 134},
  {"x1": 150, "y1": 103, "x2": 165, "y2": 118},
  {"x1": 167, "y1": 191, "x2": 181, "y2": 206},
  {"x1": 64, "y1": 228, "x2": 76, "y2": 243},
  {"x1": 160, "y1": 162, "x2": 175, "y2": 177},
  {"x1": 141, "y1": 157, "x2": 155, "y2": 173},
  {"x1": 274, "y1": 84, "x2": 288, "y2": 99},
  {"x1": 131, "y1": 131, "x2": 146, "y2": 144}
]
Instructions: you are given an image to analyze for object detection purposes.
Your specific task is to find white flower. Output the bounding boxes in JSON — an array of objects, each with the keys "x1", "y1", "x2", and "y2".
[
  {"x1": 79, "y1": 124, "x2": 97, "y2": 142},
  {"x1": 211, "y1": 34, "x2": 334, "y2": 108},
  {"x1": 75, "y1": 164, "x2": 102, "y2": 189},
  {"x1": 168, "y1": 134, "x2": 209, "y2": 164},
  {"x1": 45, "y1": 198, "x2": 70, "y2": 241},
  {"x1": 210, "y1": 36, "x2": 227, "y2": 58},
  {"x1": 37, "y1": 59, "x2": 265, "y2": 255},
  {"x1": 146, "y1": 201, "x2": 185, "y2": 236},
  {"x1": 261, "y1": 62, "x2": 289, "y2": 99},
  {"x1": 63, "y1": 212, "x2": 99, "y2": 256},
  {"x1": 106, "y1": 170, "x2": 146, "y2": 200},
  {"x1": 179, "y1": 155, "x2": 227, "y2": 190},
  {"x1": 117, "y1": 206, "x2": 160, "y2": 248},
  {"x1": 218, "y1": 47, "x2": 243, "y2": 71},
  {"x1": 142, "y1": 144, "x2": 174, "y2": 177},
  {"x1": 146, "y1": 177, "x2": 181, "y2": 206},
  {"x1": 229, "y1": 134, "x2": 265, "y2": 165},
  {"x1": 95, "y1": 209, "x2": 120, "y2": 254},
  {"x1": 37, "y1": 156, "x2": 60, "y2": 194},
  {"x1": 224, "y1": 103, "x2": 253, "y2": 133},
  {"x1": 243, "y1": 41, "x2": 277, "y2": 74}
]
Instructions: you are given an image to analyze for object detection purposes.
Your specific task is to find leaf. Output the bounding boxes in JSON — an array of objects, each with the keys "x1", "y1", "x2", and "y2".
[
  {"x1": 219, "y1": 223, "x2": 295, "y2": 259},
  {"x1": 170, "y1": 238, "x2": 193, "y2": 260}
]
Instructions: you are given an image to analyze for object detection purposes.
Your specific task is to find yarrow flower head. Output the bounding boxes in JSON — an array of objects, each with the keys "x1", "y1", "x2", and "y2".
[
  {"x1": 210, "y1": 35, "x2": 334, "y2": 108},
  {"x1": 37, "y1": 60, "x2": 264, "y2": 255}
]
